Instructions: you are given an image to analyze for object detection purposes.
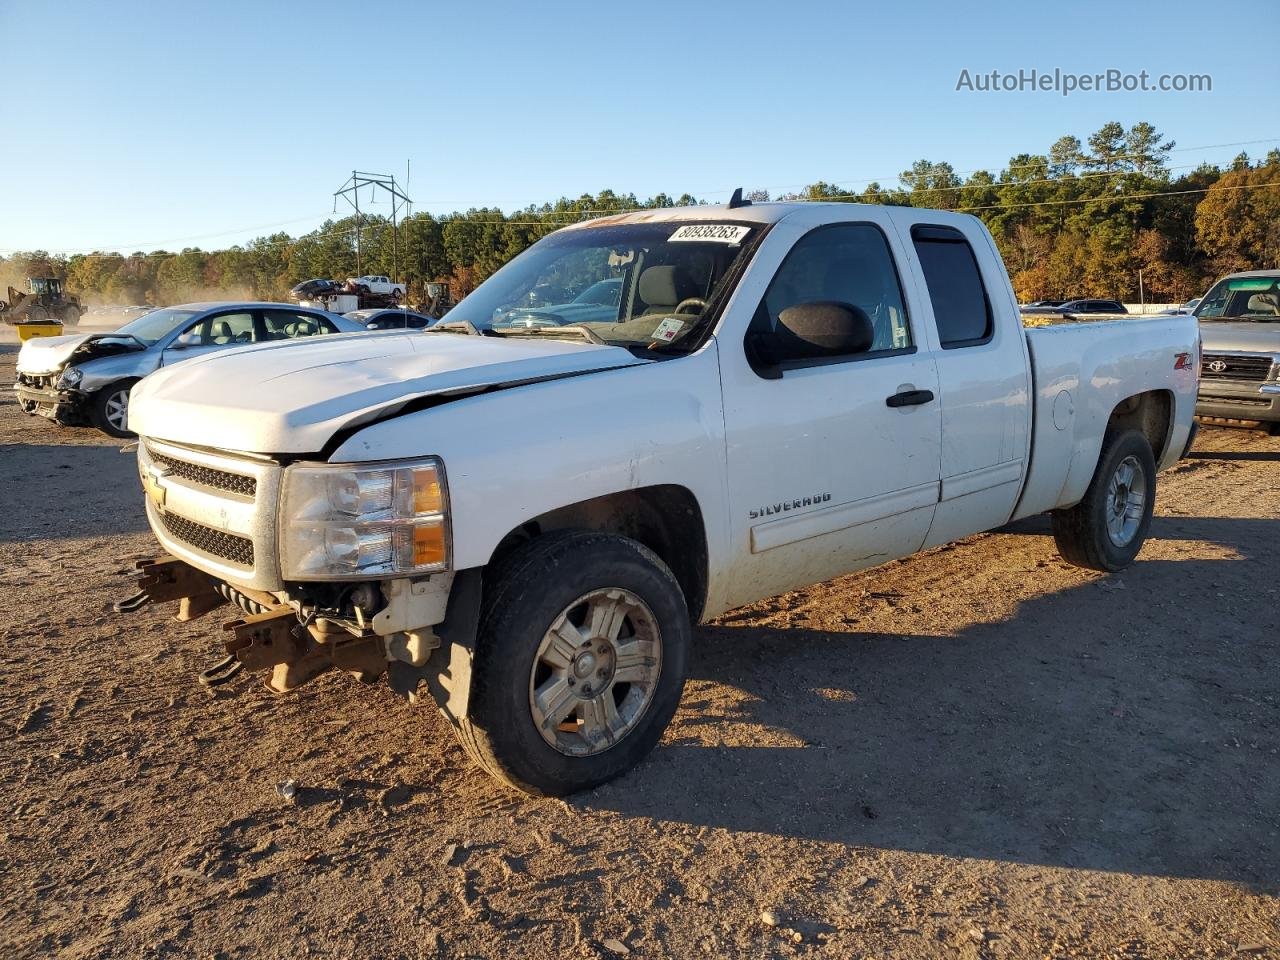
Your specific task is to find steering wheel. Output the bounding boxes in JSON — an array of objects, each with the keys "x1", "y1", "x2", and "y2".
[{"x1": 673, "y1": 297, "x2": 707, "y2": 315}]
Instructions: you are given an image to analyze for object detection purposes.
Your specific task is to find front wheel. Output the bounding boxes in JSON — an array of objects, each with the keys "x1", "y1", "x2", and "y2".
[
  {"x1": 456, "y1": 530, "x2": 690, "y2": 796},
  {"x1": 91, "y1": 381, "x2": 136, "y2": 438},
  {"x1": 1051, "y1": 429, "x2": 1156, "y2": 571}
]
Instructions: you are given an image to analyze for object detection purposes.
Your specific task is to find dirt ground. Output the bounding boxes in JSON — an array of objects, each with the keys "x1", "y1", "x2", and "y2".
[{"x1": 0, "y1": 338, "x2": 1276, "y2": 959}]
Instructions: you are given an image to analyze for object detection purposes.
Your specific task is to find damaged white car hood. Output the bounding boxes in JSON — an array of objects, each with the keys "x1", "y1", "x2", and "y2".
[
  {"x1": 15, "y1": 333, "x2": 95, "y2": 374},
  {"x1": 129, "y1": 331, "x2": 646, "y2": 454}
]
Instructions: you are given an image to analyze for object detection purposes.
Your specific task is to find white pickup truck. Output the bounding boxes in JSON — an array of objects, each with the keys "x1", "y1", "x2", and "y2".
[
  {"x1": 346, "y1": 275, "x2": 406, "y2": 299},
  {"x1": 122, "y1": 201, "x2": 1199, "y2": 796}
]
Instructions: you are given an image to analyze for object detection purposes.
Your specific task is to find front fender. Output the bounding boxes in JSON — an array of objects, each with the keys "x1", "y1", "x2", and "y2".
[
  {"x1": 329, "y1": 343, "x2": 731, "y2": 583},
  {"x1": 76, "y1": 352, "x2": 160, "y2": 392}
]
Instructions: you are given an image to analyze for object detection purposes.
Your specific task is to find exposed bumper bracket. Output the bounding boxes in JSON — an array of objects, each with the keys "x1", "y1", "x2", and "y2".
[{"x1": 114, "y1": 556, "x2": 226, "y2": 617}]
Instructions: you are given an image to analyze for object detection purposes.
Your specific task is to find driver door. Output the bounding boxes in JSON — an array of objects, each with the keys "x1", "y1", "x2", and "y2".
[
  {"x1": 717, "y1": 216, "x2": 942, "y2": 609},
  {"x1": 160, "y1": 310, "x2": 256, "y2": 365}
]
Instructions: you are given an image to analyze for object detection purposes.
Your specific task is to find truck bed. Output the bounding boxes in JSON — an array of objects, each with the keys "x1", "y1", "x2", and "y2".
[{"x1": 1014, "y1": 315, "x2": 1198, "y2": 520}]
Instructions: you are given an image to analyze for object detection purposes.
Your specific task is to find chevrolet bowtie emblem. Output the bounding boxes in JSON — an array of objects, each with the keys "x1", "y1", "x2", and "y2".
[{"x1": 143, "y1": 463, "x2": 169, "y2": 512}]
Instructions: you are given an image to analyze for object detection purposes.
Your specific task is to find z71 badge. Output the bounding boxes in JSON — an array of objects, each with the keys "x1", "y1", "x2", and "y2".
[{"x1": 749, "y1": 493, "x2": 831, "y2": 520}]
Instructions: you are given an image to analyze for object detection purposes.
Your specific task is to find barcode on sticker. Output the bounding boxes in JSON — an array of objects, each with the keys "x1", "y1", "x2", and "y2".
[{"x1": 669, "y1": 224, "x2": 751, "y2": 244}]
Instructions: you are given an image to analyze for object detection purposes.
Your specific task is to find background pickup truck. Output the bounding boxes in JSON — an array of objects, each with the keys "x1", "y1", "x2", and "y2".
[
  {"x1": 1189, "y1": 269, "x2": 1280, "y2": 431},
  {"x1": 122, "y1": 202, "x2": 1199, "y2": 796},
  {"x1": 345, "y1": 275, "x2": 406, "y2": 299}
]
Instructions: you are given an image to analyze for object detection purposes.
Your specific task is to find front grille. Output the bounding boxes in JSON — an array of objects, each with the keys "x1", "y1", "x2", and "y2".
[
  {"x1": 159, "y1": 511, "x2": 255, "y2": 567},
  {"x1": 16, "y1": 372, "x2": 54, "y2": 390},
  {"x1": 148, "y1": 446, "x2": 257, "y2": 498},
  {"x1": 1201, "y1": 354, "x2": 1275, "y2": 381}
]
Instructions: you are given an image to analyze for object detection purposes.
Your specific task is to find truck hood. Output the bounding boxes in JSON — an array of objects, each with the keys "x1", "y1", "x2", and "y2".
[
  {"x1": 1198, "y1": 321, "x2": 1280, "y2": 354},
  {"x1": 16, "y1": 332, "x2": 147, "y2": 375},
  {"x1": 129, "y1": 331, "x2": 646, "y2": 455}
]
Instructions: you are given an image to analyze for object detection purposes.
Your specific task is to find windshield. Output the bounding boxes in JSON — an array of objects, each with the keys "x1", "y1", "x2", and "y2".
[
  {"x1": 112, "y1": 307, "x2": 200, "y2": 345},
  {"x1": 442, "y1": 222, "x2": 759, "y2": 352},
  {"x1": 1195, "y1": 277, "x2": 1280, "y2": 322}
]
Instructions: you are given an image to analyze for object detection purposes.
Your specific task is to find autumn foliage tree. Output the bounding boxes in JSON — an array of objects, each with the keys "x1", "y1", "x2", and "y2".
[{"x1": 4, "y1": 124, "x2": 1277, "y2": 309}]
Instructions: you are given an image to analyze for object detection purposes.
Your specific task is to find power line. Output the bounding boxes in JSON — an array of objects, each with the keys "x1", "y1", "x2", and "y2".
[{"x1": 5, "y1": 151, "x2": 1278, "y2": 259}]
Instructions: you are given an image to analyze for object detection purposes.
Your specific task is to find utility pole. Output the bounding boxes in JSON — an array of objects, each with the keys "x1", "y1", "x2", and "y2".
[{"x1": 333, "y1": 171, "x2": 412, "y2": 282}]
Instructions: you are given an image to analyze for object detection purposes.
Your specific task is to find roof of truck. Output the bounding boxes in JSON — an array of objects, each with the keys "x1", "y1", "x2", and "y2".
[
  {"x1": 562, "y1": 201, "x2": 892, "y2": 230},
  {"x1": 562, "y1": 200, "x2": 980, "y2": 232}
]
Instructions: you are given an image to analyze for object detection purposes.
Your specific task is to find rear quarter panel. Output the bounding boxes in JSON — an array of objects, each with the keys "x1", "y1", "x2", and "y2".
[{"x1": 1013, "y1": 316, "x2": 1198, "y2": 520}]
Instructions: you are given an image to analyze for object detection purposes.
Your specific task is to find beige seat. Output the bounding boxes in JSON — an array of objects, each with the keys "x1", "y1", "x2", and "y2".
[
  {"x1": 638, "y1": 265, "x2": 699, "y2": 315},
  {"x1": 1246, "y1": 293, "x2": 1280, "y2": 316}
]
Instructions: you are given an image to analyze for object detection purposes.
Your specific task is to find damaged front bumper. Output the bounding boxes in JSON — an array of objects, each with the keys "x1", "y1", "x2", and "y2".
[
  {"x1": 114, "y1": 555, "x2": 482, "y2": 718},
  {"x1": 13, "y1": 375, "x2": 91, "y2": 425}
]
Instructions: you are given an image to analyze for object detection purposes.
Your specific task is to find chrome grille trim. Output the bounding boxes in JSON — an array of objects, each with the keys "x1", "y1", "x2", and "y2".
[
  {"x1": 1200, "y1": 353, "x2": 1276, "y2": 382},
  {"x1": 138, "y1": 438, "x2": 284, "y2": 591},
  {"x1": 146, "y1": 444, "x2": 257, "y2": 498}
]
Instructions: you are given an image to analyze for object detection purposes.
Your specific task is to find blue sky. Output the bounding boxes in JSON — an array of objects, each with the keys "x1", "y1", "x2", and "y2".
[{"x1": 2, "y1": 0, "x2": 1275, "y2": 254}]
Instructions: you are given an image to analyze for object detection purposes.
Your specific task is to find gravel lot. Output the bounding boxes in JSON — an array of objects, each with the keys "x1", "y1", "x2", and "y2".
[{"x1": 0, "y1": 335, "x2": 1276, "y2": 959}]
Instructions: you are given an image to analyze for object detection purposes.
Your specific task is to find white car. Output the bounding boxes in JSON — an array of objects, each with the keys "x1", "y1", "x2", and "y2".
[
  {"x1": 346, "y1": 275, "x2": 406, "y2": 299},
  {"x1": 123, "y1": 202, "x2": 1199, "y2": 795}
]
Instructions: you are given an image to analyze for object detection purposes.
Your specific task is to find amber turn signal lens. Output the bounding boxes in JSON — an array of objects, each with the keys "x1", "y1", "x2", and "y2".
[
  {"x1": 412, "y1": 467, "x2": 444, "y2": 515},
  {"x1": 412, "y1": 521, "x2": 447, "y2": 567}
]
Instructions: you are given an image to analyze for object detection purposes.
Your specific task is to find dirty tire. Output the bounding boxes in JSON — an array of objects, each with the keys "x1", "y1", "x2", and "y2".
[
  {"x1": 1051, "y1": 428, "x2": 1156, "y2": 572},
  {"x1": 457, "y1": 530, "x2": 690, "y2": 796},
  {"x1": 61, "y1": 305, "x2": 80, "y2": 327},
  {"x1": 90, "y1": 380, "x2": 137, "y2": 438},
  {"x1": 27, "y1": 304, "x2": 49, "y2": 322}
]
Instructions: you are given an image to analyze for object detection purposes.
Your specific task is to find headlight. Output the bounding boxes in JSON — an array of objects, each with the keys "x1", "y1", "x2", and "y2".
[
  {"x1": 279, "y1": 458, "x2": 449, "y2": 580},
  {"x1": 58, "y1": 367, "x2": 83, "y2": 389}
]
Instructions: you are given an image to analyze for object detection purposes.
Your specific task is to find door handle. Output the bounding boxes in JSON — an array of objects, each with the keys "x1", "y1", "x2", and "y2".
[{"x1": 886, "y1": 389, "x2": 935, "y2": 408}]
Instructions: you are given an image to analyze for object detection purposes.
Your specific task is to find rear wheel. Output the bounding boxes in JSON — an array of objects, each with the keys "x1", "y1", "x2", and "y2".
[
  {"x1": 91, "y1": 381, "x2": 137, "y2": 438},
  {"x1": 61, "y1": 305, "x2": 80, "y2": 327},
  {"x1": 1051, "y1": 429, "x2": 1156, "y2": 571},
  {"x1": 456, "y1": 530, "x2": 690, "y2": 796}
]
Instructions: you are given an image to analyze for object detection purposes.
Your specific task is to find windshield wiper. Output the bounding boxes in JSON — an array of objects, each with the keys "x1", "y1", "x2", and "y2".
[
  {"x1": 494, "y1": 325, "x2": 608, "y2": 346},
  {"x1": 424, "y1": 320, "x2": 492, "y2": 337}
]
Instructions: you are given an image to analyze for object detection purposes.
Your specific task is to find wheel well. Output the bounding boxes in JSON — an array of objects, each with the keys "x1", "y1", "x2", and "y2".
[
  {"x1": 489, "y1": 485, "x2": 709, "y2": 622},
  {"x1": 1106, "y1": 390, "x2": 1172, "y2": 461}
]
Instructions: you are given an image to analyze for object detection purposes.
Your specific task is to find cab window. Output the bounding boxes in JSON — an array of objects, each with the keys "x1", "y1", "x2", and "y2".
[
  {"x1": 748, "y1": 223, "x2": 913, "y2": 366},
  {"x1": 910, "y1": 225, "x2": 993, "y2": 348}
]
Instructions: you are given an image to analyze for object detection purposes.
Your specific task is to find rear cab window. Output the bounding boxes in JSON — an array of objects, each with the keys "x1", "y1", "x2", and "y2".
[{"x1": 910, "y1": 225, "x2": 993, "y2": 349}]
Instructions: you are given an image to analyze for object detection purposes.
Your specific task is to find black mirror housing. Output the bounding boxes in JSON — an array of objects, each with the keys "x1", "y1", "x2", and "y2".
[{"x1": 769, "y1": 301, "x2": 875, "y2": 363}]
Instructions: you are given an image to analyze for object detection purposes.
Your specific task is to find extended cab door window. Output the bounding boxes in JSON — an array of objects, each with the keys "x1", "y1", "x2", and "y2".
[
  {"x1": 905, "y1": 221, "x2": 1029, "y2": 547},
  {"x1": 910, "y1": 225, "x2": 992, "y2": 349}
]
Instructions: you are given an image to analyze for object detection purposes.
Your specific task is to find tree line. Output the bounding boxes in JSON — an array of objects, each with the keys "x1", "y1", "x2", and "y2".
[{"x1": 3, "y1": 122, "x2": 1277, "y2": 308}]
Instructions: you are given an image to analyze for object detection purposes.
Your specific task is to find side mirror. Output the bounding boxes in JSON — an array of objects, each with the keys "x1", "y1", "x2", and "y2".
[
  {"x1": 171, "y1": 332, "x2": 200, "y2": 349},
  {"x1": 751, "y1": 301, "x2": 874, "y2": 372}
]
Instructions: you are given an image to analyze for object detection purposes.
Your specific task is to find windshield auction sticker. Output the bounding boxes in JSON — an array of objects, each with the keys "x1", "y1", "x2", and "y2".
[
  {"x1": 669, "y1": 224, "x2": 751, "y2": 244},
  {"x1": 651, "y1": 317, "x2": 686, "y2": 342}
]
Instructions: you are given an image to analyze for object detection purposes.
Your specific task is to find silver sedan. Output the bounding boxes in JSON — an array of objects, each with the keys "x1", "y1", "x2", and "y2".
[{"x1": 13, "y1": 301, "x2": 365, "y2": 437}]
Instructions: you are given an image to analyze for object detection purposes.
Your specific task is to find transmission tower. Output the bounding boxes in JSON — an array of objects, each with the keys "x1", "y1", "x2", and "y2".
[{"x1": 333, "y1": 171, "x2": 412, "y2": 280}]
